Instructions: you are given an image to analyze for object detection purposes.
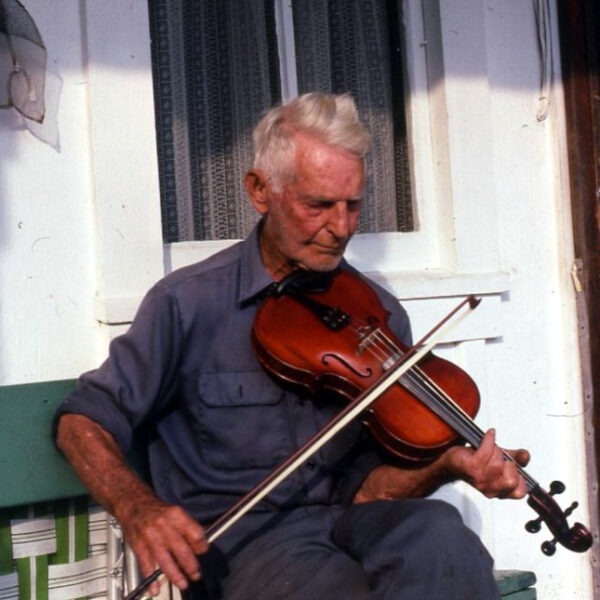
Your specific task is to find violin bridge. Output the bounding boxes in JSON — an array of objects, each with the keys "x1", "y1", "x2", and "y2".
[{"x1": 357, "y1": 328, "x2": 401, "y2": 370}]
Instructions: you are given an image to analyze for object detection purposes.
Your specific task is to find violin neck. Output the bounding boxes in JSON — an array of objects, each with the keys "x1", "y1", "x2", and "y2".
[{"x1": 399, "y1": 363, "x2": 538, "y2": 492}]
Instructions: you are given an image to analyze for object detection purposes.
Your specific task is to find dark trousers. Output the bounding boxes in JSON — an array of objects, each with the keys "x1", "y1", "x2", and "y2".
[{"x1": 186, "y1": 499, "x2": 500, "y2": 600}]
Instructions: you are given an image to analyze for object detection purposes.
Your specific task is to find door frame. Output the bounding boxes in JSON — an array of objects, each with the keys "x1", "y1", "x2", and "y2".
[{"x1": 557, "y1": 0, "x2": 600, "y2": 584}]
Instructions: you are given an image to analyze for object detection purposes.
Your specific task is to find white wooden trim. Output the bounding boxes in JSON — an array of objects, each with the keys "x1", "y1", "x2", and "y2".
[
  {"x1": 93, "y1": 296, "x2": 144, "y2": 326},
  {"x1": 368, "y1": 269, "x2": 509, "y2": 299},
  {"x1": 95, "y1": 257, "x2": 509, "y2": 329},
  {"x1": 274, "y1": 0, "x2": 298, "y2": 101}
]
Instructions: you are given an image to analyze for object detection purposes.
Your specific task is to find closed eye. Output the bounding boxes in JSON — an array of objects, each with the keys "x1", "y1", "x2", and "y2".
[{"x1": 304, "y1": 199, "x2": 362, "y2": 211}]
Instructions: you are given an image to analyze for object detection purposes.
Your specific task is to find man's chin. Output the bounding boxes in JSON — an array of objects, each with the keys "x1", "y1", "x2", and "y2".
[{"x1": 302, "y1": 256, "x2": 344, "y2": 273}]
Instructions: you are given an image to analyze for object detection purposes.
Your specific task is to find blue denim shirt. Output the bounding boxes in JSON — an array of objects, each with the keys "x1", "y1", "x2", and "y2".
[{"x1": 54, "y1": 224, "x2": 412, "y2": 526}]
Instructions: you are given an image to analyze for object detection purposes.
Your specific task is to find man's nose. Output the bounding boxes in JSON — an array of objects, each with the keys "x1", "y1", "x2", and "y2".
[{"x1": 327, "y1": 203, "x2": 354, "y2": 239}]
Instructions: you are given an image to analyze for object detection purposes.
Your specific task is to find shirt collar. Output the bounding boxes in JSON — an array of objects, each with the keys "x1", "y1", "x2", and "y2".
[
  {"x1": 238, "y1": 220, "x2": 274, "y2": 305},
  {"x1": 236, "y1": 221, "x2": 353, "y2": 305}
]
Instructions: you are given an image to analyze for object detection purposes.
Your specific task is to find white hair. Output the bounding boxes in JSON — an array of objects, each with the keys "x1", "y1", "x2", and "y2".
[{"x1": 252, "y1": 92, "x2": 371, "y2": 191}]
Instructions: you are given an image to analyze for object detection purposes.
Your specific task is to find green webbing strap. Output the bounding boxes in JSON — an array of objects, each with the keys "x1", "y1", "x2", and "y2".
[
  {"x1": 16, "y1": 555, "x2": 49, "y2": 600},
  {"x1": 52, "y1": 497, "x2": 89, "y2": 564},
  {"x1": 0, "y1": 510, "x2": 12, "y2": 575},
  {"x1": 50, "y1": 498, "x2": 90, "y2": 600},
  {"x1": 0, "y1": 507, "x2": 17, "y2": 599},
  {"x1": 13, "y1": 503, "x2": 52, "y2": 600}
]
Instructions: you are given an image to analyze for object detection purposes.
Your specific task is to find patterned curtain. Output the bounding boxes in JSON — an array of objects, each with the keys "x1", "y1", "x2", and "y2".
[
  {"x1": 149, "y1": 0, "x2": 413, "y2": 242},
  {"x1": 149, "y1": 0, "x2": 280, "y2": 242},
  {"x1": 293, "y1": 0, "x2": 413, "y2": 233}
]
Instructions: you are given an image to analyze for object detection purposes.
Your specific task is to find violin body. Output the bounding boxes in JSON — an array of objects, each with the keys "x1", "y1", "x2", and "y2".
[{"x1": 252, "y1": 268, "x2": 480, "y2": 464}]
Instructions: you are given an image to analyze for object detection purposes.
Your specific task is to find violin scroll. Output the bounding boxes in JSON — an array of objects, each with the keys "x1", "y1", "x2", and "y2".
[{"x1": 525, "y1": 482, "x2": 593, "y2": 555}]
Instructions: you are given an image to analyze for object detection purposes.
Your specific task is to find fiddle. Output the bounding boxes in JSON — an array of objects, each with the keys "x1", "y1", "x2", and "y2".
[
  {"x1": 251, "y1": 267, "x2": 593, "y2": 556},
  {"x1": 252, "y1": 267, "x2": 480, "y2": 464}
]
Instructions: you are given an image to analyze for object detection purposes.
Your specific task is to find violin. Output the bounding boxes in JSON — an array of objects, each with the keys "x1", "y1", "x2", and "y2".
[
  {"x1": 253, "y1": 267, "x2": 480, "y2": 464},
  {"x1": 126, "y1": 267, "x2": 591, "y2": 600},
  {"x1": 251, "y1": 267, "x2": 593, "y2": 556}
]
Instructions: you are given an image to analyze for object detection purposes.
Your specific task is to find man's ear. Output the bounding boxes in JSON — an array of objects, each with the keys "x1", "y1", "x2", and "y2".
[{"x1": 244, "y1": 169, "x2": 270, "y2": 215}]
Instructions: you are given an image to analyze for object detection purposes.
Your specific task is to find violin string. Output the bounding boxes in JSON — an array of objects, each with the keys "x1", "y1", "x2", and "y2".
[
  {"x1": 375, "y1": 328, "x2": 537, "y2": 486},
  {"x1": 351, "y1": 321, "x2": 536, "y2": 489},
  {"x1": 354, "y1": 322, "x2": 480, "y2": 439},
  {"x1": 411, "y1": 368, "x2": 536, "y2": 488},
  {"x1": 371, "y1": 329, "x2": 536, "y2": 487}
]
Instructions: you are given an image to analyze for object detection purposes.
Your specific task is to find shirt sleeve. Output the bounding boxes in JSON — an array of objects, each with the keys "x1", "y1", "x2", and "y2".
[{"x1": 52, "y1": 281, "x2": 184, "y2": 453}]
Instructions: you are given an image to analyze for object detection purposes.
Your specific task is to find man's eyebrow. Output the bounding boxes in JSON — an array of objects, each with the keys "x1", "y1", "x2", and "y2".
[{"x1": 302, "y1": 195, "x2": 363, "y2": 202}]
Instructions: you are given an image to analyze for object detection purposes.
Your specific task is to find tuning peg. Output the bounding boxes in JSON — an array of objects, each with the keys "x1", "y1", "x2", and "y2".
[
  {"x1": 548, "y1": 480, "x2": 566, "y2": 495},
  {"x1": 542, "y1": 538, "x2": 557, "y2": 556},
  {"x1": 525, "y1": 481, "x2": 567, "y2": 534},
  {"x1": 525, "y1": 516, "x2": 543, "y2": 533}
]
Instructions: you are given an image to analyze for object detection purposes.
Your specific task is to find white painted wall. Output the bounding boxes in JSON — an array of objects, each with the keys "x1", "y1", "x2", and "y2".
[
  {"x1": 0, "y1": 2, "x2": 100, "y2": 382},
  {"x1": 408, "y1": 2, "x2": 593, "y2": 596},
  {"x1": 1, "y1": 1, "x2": 593, "y2": 597}
]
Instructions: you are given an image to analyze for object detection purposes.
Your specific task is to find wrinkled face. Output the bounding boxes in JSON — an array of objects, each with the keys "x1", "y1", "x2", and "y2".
[{"x1": 246, "y1": 131, "x2": 365, "y2": 280}]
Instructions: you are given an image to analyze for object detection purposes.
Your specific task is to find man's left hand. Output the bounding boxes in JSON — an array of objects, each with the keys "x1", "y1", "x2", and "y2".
[{"x1": 442, "y1": 428, "x2": 530, "y2": 499}]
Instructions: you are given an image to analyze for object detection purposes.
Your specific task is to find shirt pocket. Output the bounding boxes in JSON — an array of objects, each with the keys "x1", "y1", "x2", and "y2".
[{"x1": 196, "y1": 371, "x2": 291, "y2": 470}]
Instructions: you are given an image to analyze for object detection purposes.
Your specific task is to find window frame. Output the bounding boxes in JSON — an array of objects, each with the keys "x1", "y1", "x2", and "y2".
[{"x1": 163, "y1": 0, "x2": 447, "y2": 273}]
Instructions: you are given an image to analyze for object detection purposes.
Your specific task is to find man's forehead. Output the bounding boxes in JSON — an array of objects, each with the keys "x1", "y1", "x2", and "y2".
[{"x1": 293, "y1": 130, "x2": 361, "y2": 161}]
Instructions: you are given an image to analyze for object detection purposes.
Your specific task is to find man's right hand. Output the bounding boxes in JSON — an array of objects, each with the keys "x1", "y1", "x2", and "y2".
[
  {"x1": 116, "y1": 493, "x2": 208, "y2": 595},
  {"x1": 56, "y1": 413, "x2": 209, "y2": 595}
]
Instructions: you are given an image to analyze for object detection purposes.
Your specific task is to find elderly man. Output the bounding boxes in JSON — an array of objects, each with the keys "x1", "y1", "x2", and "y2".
[{"x1": 54, "y1": 93, "x2": 528, "y2": 599}]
